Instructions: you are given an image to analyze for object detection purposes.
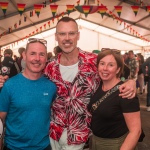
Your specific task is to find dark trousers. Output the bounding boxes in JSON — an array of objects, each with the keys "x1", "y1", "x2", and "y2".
[
  {"x1": 3, "y1": 144, "x2": 51, "y2": 150},
  {"x1": 147, "y1": 78, "x2": 150, "y2": 106}
]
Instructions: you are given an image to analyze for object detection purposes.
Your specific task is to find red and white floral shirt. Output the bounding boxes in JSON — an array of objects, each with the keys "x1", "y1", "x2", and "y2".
[{"x1": 44, "y1": 49, "x2": 100, "y2": 145}]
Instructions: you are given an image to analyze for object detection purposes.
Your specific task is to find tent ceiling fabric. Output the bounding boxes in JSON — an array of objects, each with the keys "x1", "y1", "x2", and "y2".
[{"x1": 1, "y1": 0, "x2": 150, "y2": 49}]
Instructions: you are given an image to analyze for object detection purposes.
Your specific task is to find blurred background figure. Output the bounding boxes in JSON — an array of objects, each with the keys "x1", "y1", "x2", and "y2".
[
  {"x1": 121, "y1": 54, "x2": 130, "y2": 81},
  {"x1": 0, "y1": 49, "x2": 20, "y2": 78},
  {"x1": 53, "y1": 46, "x2": 62, "y2": 57},
  {"x1": 123, "y1": 52, "x2": 130, "y2": 66},
  {"x1": 128, "y1": 50, "x2": 139, "y2": 80},
  {"x1": 47, "y1": 52, "x2": 53, "y2": 62},
  {"x1": 137, "y1": 53, "x2": 145, "y2": 94},
  {"x1": 142, "y1": 57, "x2": 150, "y2": 111},
  {"x1": 13, "y1": 55, "x2": 19, "y2": 62},
  {"x1": 17, "y1": 47, "x2": 26, "y2": 72}
]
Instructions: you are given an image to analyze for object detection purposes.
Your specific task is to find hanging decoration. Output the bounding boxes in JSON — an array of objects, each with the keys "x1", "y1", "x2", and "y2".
[
  {"x1": 17, "y1": 3, "x2": 26, "y2": 16},
  {"x1": 48, "y1": 21, "x2": 50, "y2": 28},
  {"x1": 82, "y1": 5, "x2": 91, "y2": 17},
  {"x1": 30, "y1": 10, "x2": 34, "y2": 17},
  {"x1": 146, "y1": 6, "x2": 150, "y2": 14},
  {"x1": 42, "y1": 1, "x2": 46, "y2": 8},
  {"x1": 19, "y1": 20, "x2": 21, "y2": 25},
  {"x1": 66, "y1": 5, "x2": 74, "y2": 15},
  {"x1": 24, "y1": 16, "x2": 27, "y2": 22},
  {"x1": 97, "y1": 5, "x2": 107, "y2": 18},
  {"x1": 114, "y1": 6, "x2": 122, "y2": 17},
  {"x1": 14, "y1": 23, "x2": 17, "y2": 29},
  {"x1": 75, "y1": 5, "x2": 99, "y2": 16},
  {"x1": 50, "y1": 4, "x2": 58, "y2": 17},
  {"x1": 131, "y1": 6, "x2": 139, "y2": 16},
  {"x1": 1, "y1": 0, "x2": 150, "y2": 48},
  {"x1": 0, "y1": 2, "x2": 9, "y2": 16},
  {"x1": 34, "y1": 4, "x2": 43, "y2": 17}
]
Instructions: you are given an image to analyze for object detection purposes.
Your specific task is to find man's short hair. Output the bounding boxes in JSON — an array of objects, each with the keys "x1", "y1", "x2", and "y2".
[
  {"x1": 18, "y1": 47, "x2": 25, "y2": 55},
  {"x1": 4, "y1": 49, "x2": 13, "y2": 56}
]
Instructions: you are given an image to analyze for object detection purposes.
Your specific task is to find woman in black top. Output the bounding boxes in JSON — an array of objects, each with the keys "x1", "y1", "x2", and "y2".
[{"x1": 88, "y1": 49, "x2": 141, "y2": 150}]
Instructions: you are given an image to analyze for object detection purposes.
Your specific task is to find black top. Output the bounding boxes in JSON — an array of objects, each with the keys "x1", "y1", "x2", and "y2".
[
  {"x1": 1, "y1": 56, "x2": 19, "y2": 78},
  {"x1": 88, "y1": 81, "x2": 140, "y2": 138}
]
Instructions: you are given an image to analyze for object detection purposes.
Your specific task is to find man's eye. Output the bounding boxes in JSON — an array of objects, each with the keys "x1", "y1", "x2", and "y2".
[
  {"x1": 60, "y1": 33, "x2": 66, "y2": 36},
  {"x1": 69, "y1": 32, "x2": 75, "y2": 36}
]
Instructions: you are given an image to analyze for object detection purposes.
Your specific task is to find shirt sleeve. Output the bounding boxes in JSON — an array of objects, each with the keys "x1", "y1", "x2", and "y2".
[
  {"x1": 120, "y1": 96, "x2": 140, "y2": 113},
  {"x1": 0, "y1": 84, "x2": 10, "y2": 112}
]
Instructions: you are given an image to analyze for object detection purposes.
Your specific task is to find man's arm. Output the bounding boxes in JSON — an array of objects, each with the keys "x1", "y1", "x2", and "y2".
[
  {"x1": 0, "y1": 112, "x2": 7, "y2": 150},
  {"x1": 119, "y1": 79, "x2": 136, "y2": 99}
]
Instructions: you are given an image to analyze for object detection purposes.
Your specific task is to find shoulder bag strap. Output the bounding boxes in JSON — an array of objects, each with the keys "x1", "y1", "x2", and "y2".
[{"x1": 90, "y1": 85, "x2": 120, "y2": 113}]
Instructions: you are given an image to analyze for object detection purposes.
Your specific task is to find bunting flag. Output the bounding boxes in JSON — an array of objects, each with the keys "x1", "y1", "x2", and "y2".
[
  {"x1": 36, "y1": 29, "x2": 39, "y2": 33},
  {"x1": 14, "y1": 23, "x2": 17, "y2": 29},
  {"x1": 147, "y1": 6, "x2": 150, "y2": 14},
  {"x1": 0, "y1": 2, "x2": 9, "y2": 15},
  {"x1": 75, "y1": 5, "x2": 98, "y2": 15},
  {"x1": 24, "y1": 16, "x2": 27, "y2": 22},
  {"x1": 131, "y1": 6, "x2": 139, "y2": 16},
  {"x1": 19, "y1": 19, "x2": 21, "y2": 25},
  {"x1": 82, "y1": 5, "x2": 91, "y2": 17},
  {"x1": 17, "y1": 3, "x2": 26, "y2": 16},
  {"x1": 50, "y1": 5, "x2": 58, "y2": 17},
  {"x1": 52, "y1": 18, "x2": 54, "y2": 24},
  {"x1": 40, "y1": 26, "x2": 42, "y2": 32},
  {"x1": 34, "y1": 4, "x2": 43, "y2": 17},
  {"x1": 97, "y1": 5, "x2": 108, "y2": 18},
  {"x1": 42, "y1": 1, "x2": 46, "y2": 8},
  {"x1": 44, "y1": 24, "x2": 46, "y2": 29},
  {"x1": 30, "y1": 10, "x2": 34, "y2": 17},
  {"x1": 48, "y1": 21, "x2": 50, "y2": 28},
  {"x1": 114, "y1": 6, "x2": 122, "y2": 17},
  {"x1": 8, "y1": 27, "x2": 12, "y2": 33},
  {"x1": 66, "y1": 5, "x2": 74, "y2": 15}
]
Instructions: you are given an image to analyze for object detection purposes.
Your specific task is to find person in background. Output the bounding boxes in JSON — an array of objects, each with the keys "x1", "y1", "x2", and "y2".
[
  {"x1": 13, "y1": 55, "x2": 19, "y2": 62},
  {"x1": 47, "y1": 52, "x2": 53, "y2": 62},
  {"x1": 128, "y1": 50, "x2": 139, "y2": 80},
  {"x1": 17, "y1": 47, "x2": 26, "y2": 71},
  {"x1": 121, "y1": 54, "x2": 130, "y2": 81},
  {"x1": 88, "y1": 49, "x2": 141, "y2": 150},
  {"x1": 142, "y1": 57, "x2": 150, "y2": 111},
  {"x1": 0, "y1": 49, "x2": 20, "y2": 78},
  {"x1": 137, "y1": 53, "x2": 145, "y2": 94},
  {"x1": 44, "y1": 16, "x2": 136, "y2": 150},
  {"x1": 0, "y1": 38, "x2": 56, "y2": 150},
  {"x1": 123, "y1": 52, "x2": 130, "y2": 66},
  {"x1": 53, "y1": 46, "x2": 62, "y2": 57}
]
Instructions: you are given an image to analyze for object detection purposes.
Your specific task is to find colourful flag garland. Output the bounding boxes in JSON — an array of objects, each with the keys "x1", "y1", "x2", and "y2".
[
  {"x1": 131, "y1": 6, "x2": 139, "y2": 16},
  {"x1": 114, "y1": 6, "x2": 122, "y2": 17},
  {"x1": 82, "y1": 5, "x2": 91, "y2": 17},
  {"x1": 0, "y1": 2, "x2": 9, "y2": 15},
  {"x1": 34, "y1": 4, "x2": 43, "y2": 17},
  {"x1": 17, "y1": 3, "x2": 26, "y2": 16},
  {"x1": 147, "y1": 6, "x2": 150, "y2": 14},
  {"x1": 97, "y1": 5, "x2": 108, "y2": 18},
  {"x1": 50, "y1": 5, "x2": 58, "y2": 17},
  {"x1": 66, "y1": 5, "x2": 74, "y2": 15}
]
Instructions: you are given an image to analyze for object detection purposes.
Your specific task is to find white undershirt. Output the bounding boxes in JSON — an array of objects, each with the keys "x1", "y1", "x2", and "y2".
[{"x1": 59, "y1": 62, "x2": 79, "y2": 82}]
